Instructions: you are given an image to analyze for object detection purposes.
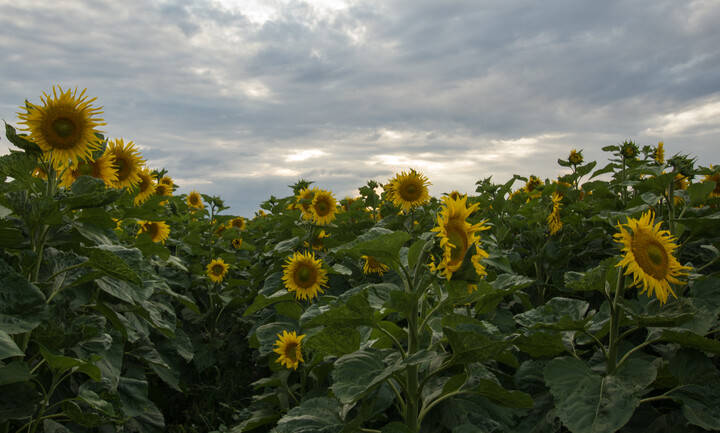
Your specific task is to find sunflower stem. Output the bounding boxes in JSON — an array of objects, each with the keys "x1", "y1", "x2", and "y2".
[{"x1": 607, "y1": 267, "x2": 625, "y2": 375}]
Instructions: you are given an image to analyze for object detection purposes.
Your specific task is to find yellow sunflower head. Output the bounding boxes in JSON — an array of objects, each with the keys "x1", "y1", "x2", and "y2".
[
  {"x1": 653, "y1": 141, "x2": 665, "y2": 164},
  {"x1": 386, "y1": 169, "x2": 431, "y2": 212},
  {"x1": 154, "y1": 183, "x2": 173, "y2": 197},
  {"x1": 430, "y1": 195, "x2": 490, "y2": 280},
  {"x1": 524, "y1": 175, "x2": 542, "y2": 193},
  {"x1": 206, "y1": 258, "x2": 230, "y2": 283},
  {"x1": 59, "y1": 151, "x2": 118, "y2": 188},
  {"x1": 281, "y1": 251, "x2": 328, "y2": 301},
  {"x1": 133, "y1": 167, "x2": 156, "y2": 206},
  {"x1": 273, "y1": 330, "x2": 306, "y2": 370},
  {"x1": 231, "y1": 238, "x2": 243, "y2": 249},
  {"x1": 294, "y1": 187, "x2": 317, "y2": 220},
  {"x1": 158, "y1": 176, "x2": 174, "y2": 187},
  {"x1": 309, "y1": 189, "x2": 338, "y2": 225},
  {"x1": 569, "y1": 149, "x2": 584, "y2": 165},
  {"x1": 614, "y1": 211, "x2": 692, "y2": 304},
  {"x1": 137, "y1": 220, "x2": 171, "y2": 244},
  {"x1": 228, "y1": 217, "x2": 246, "y2": 231},
  {"x1": 703, "y1": 165, "x2": 720, "y2": 198},
  {"x1": 107, "y1": 138, "x2": 145, "y2": 188},
  {"x1": 448, "y1": 190, "x2": 465, "y2": 201},
  {"x1": 304, "y1": 230, "x2": 329, "y2": 251},
  {"x1": 17, "y1": 86, "x2": 105, "y2": 167},
  {"x1": 547, "y1": 192, "x2": 563, "y2": 236},
  {"x1": 361, "y1": 255, "x2": 389, "y2": 276},
  {"x1": 187, "y1": 190, "x2": 205, "y2": 209}
]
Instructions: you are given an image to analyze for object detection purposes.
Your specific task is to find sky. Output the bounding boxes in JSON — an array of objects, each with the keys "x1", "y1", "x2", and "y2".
[{"x1": 1, "y1": 0, "x2": 719, "y2": 217}]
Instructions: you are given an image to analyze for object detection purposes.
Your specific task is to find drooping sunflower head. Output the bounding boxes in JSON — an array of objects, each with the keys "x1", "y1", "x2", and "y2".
[
  {"x1": 653, "y1": 141, "x2": 665, "y2": 164},
  {"x1": 107, "y1": 138, "x2": 145, "y2": 188},
  {"x1": 154, "y1": 183, "x2": 173, "y2": 197},
  {"x1": 362, "y1": 255, "x2": 389, "y2": 276},
  {"x1": 187, "y1": 190, "x2": 205, "y2": 209},
  {"x1": 133, "y1": 167, "x2": 156, "y2": 205},
  {"x1": 206, "y1": 258, "x2": 230, "y2": 283},
  {"x1": 310, "y1": 189, "x2": 338, "y2": 225},
  {"x1": 305, "y1": 230, "x2": 329, "y2": 251},
  {"x1": 569, "y1": 149, "x2": 584, "y2": 165},
  {"x1": 137, "y1": 220, "x2": 171, "y2": 244},
  {"x1": 17, "y1": 86, "x2": 105, "y2": 166},
  {"x1": 281, "y1": 251, "x2": 328, "y2": 301},
  {"x1": 703, "y1": 165, "x2": 720, "y2": 198},
  {"x1": 524, "y1": 175, "x2": 542, "y2": 193},
  {"x1": 615, "y1": 211, "x2": 692, "y2": 304},
  {"x1": 294, "y1": 187, "x2": 317, "y2": 220},
  {"x1": 231, "y1": 238, "x2": 243, "y2": 249},
  {"x1": 158, "y1": 176, "x2": 174, "y2": 188},
  {"x1": 430, "y1": 195, "x2": 489, "y2": 279},
  {"x1": 547, "y1": 192, "x2": 563, "y2": 236},
  {"x1": 273, "y1": 330, "x2": 306, "y2": 370},
  {"x1": 620, "y1": 140, "x2": 639, "y2": 160},
  {"x1": 60, "y1": 151, "x2": 118, "y2": 188},
  {"x1": 386, "y1": 168, "x2": 431, "y2": 212},
  {"x1": 228, "y1": 217, "x2": 246, "y2": 231}
]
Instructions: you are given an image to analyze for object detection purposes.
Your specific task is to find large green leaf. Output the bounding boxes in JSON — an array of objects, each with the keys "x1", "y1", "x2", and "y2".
[
  {"x1": 469, "y1": 379, "x2": 533, "y2": 408},
  {"x1": 0, "y1": 361, "x2": 32, "y2": 385},
  {"x1": 544, "y1": 357, "x2": 656, "y2": 433},
  {"x1": 0, "y1": 330, "x2": 24, "y2": 359},
  {"x1": 444, "y1": 328, "x2": 511, "y2": 364},
  {"x1": 667, "y1": 349, "x2": 720, "y2": 430},
  {"x1": 305, "y1": 326, "x2": 361, "y2": 356},
  {"x1": 304, "y1": 290, "x2": 376, "y2": 328},
  {"x1": 331, "y1": 348, "x2": 400, "y2": 404},
  {"x1": 83, "y1": 246, "x2": 142, "y2": 285},
  {"x1": 273, "y1": 397, "x2": 344, "y2": 433},
  {"x1": 514, "y1": 330, "x2": 567, "y2": 357},
  {"x1": 0, "y1": 258, "x2": 47, "y2": 333},
  {"x1": 332, "y1": 227, "x2": 411, "y2": 264},
  {"x1": 60, "y1": 176, "x2": 123, "y2": 210},
  {"x1": 0, "y1": 381, "x2": 41, "y2": 420},
  {"x1": 660, "y1": 329, "x2": 720, "y2": 354},
  {"x1": 514, "y1": 297, "x2": 592, "y2": 331}
]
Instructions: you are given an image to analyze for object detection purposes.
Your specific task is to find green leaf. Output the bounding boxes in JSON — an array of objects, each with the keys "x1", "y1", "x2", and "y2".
[
  {"x1": 273, "y1": 397, "x2": 344, "y2": 433},
  {"x1": 60, "y1": 176, "x2": 123, "y2": 210},
  {"x1": 82, "y1": 246, "x2": 142, "y2": 285},
  {"x1": 304, "y1": 291, "x2": 376, "y2": 328},
  {"x1": 514, "y1": 330, "x2": 567, "y2": 357},
  {"x1": 0, "y1": 258, "x2": 48, "y2": 333},
  {"x1": 544, "y1": 356, "x2": 653, "y2": 433},
  {"x1": 666, "y1": 348, "x2": 720, "y2": 429},
  {"x1": 444, "y1": 327, "x2": 511, "y2": 364},
  {"x1": 4, "y1": 122, "x2": 42, "y2": 154},
  {"x1": 469, "y1": 379, "x2": 533, "y2": 408},
  {"x1": 0, "y1": 381, "x2": 41, "y2": 420},
  {"x1": 332, "y1": 227, "x2": 411, "y2": 264},
  {"x1": 38, "y1": 344, "x2": 102, "y2": 381},
  {"x1": 660, "y1": 330, "x2": 720, "y2": 354},
  {"x1": 305, "y1": 326, "x2": 361, "y2": 356},
  {"x1": 134, "y1": 232, "x2": 171, "y2": 260},
  {"x1": 0, "y1": 330, "x2": 24, "y2": 359},
  {"x1": 0, "y1": 361, "x2": 32, "y2": 385},
  {"x1": 43, "y1": 419, "x2": 73, "y2": 433},
  {"x1": 687, "y1": 181, "x2": 717, "y2": 205},
  {"x1": 244, "y1": 292, "x2": 297, "y2": 316},
  {"x1": 514, "y1": 297, "x2": 592, "y2": 331},
  {"x1": 331, "y1": 348, "x2": 400, "y2": 404}
]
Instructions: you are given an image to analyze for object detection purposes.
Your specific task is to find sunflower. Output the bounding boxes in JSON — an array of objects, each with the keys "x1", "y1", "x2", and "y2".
[
  {"x1": 547, "y1": 192, "x2": 563, "y2": 235},
  {"x1": 614, "y1": 211, "x2": 691, "y2": 304},
  {"x1": 341, "y1": 196, "x2": 357, "y2": 212},
  {"x1": 620, "y1": 140, "x2": 638, "y2": 159},
  {"x1": 362, "y1": 255, "x2": 389, "y2": 276},
  {"x1": 309, "y1": 189, "x2": 338, "y2": 225},
  {"x1": 524, "y1": 175, "x2": 542, "y2": 193},
  {"x1": 653, "y1": 141, "x2": 665, "y2": 164},
  {"x1": 228, "y1": 217, "x2": 246, "y2": 231},
  {"x1": 385, "y1": 169, "x2": 431, "y2": 212},
  {"x1": 137, "y1": 220, "x2": 171, "y2": 244},
  {"x1": 158, "y1": 176, "x2": 174, "y2": 187},
  {"x1": 60, "y1": 152, "x2": 118, "y2": 187},
  {"x1": 187, "y1": 190, "x2": 204, "y2": 209},
  {"x1": 282, "y1": 251, "x2": 328, "y2": 301},
  {"x1": 294, "y1": 187, "x2": 317, "y2": 220},
  {"x1": 17, "y1": 86, "x2": 105, "y2": 166},
  {"x1": 304, "y1": 230, "x2": 329, "y2": 251},
  {"x1": 107, "y1": 138, "x2": 145, "y2": 188},
  {"x1": 273, "y1": 330, "x2": 306, "y2": 370},
  {"x1": 133, "y1": 167, "x2": 156, "y2": 205},
  {"x1": 448, "y1": 190, "x2": 465, "y2": 201},
  {"x1": 154, "y1": 183, "x2": 173, "y2": 197},
  {"x1": 206, "y1": 258, "x2": 229, "y2": 283},
  {"x1": 569, "y1": 149, "x2": 584, "y2": 165},
  {"x1": 704, "y1": 165, "x2": 720, "y2": 197},
  {"x1": 430, "y1": 195, "x2": 490, "y2": 280},
  {"x1": 231, "y1": 238, "x2": 243, "y2": 249}
]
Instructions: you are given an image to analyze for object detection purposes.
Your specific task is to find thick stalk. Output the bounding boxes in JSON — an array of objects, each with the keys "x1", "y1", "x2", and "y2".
[
  {"x1": 404, "y1": 297, "x2": 420, "y2": 433},
  {"x1": 606, "y1": 267, "x2": 625, "y2": 374}
]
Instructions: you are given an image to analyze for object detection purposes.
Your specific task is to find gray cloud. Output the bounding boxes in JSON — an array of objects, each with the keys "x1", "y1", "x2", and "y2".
[{"x1": 1, "y1": 0, "x2": 719, "y2": 217}]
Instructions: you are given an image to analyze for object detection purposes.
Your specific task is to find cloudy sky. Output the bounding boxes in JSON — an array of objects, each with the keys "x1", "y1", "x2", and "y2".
[{"x1": 1, "y1": 0, "x2": 719, "y2": 217}]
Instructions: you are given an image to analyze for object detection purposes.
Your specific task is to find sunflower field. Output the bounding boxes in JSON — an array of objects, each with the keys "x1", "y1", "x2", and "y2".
[{"x1": 1, "y1": 87, "x2": 720, "y2": 433}]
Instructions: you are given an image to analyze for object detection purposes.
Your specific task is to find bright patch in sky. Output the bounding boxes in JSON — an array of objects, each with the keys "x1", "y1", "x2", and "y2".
[
  {"x1": 213, "y1": 0, "x2": 353, "y2": 24},
  {"x1": 285, "y1": 149, "x2": 327, "y2": 162}
]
